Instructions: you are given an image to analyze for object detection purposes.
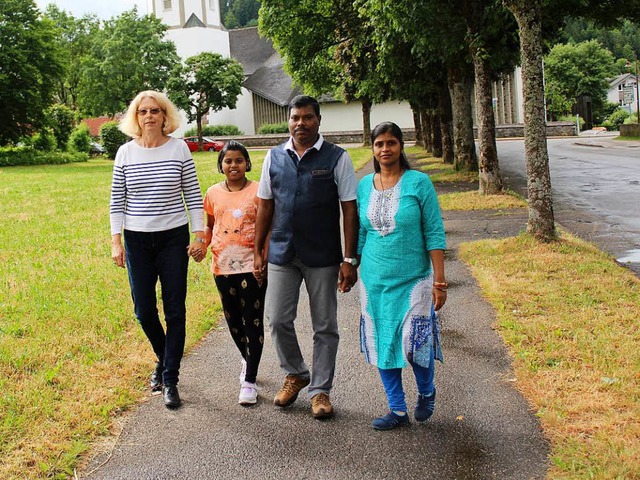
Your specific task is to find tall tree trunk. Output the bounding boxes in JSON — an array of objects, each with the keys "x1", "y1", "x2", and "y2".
[
  {"x1": 361, "y1": 97, "x2": 372, "y2": 146},
  {"x1": 505, "y1": 0, "x2": 555, "y2": 241},
  {"x1": 411, "y1": 103, "x2": 423, "y2": 147},
  {"x1": 432, "y1": 112, "x2": 443, "y2": 158},
  {"x1": 448, "y1": 66, "x2": 478, "y2": 172},
  {"x1": 438, "y1": 83, "x2": 454, "y2": 164},
  {"x1": 473, "y1": 55, "x2": 503, "y2": 194},
  {"x1": 421, "y1": 110, "x2": 432, "y2": 153},
  {"x1": 197, "y1": 111, "x2": 203, "y2": 151},
  {"x1": 464, "y1": 0, "x2": 503, "y2": 194}
]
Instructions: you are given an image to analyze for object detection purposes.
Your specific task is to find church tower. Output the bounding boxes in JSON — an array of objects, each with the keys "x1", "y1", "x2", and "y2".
[{"x1": 147, "y1": 0, "x2": 230, "y2": 59}]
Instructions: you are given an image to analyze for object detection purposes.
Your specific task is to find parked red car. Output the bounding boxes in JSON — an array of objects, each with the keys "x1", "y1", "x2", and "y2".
[{"x1": 183, "y1": 136, "x2": 224, "y2": 152}]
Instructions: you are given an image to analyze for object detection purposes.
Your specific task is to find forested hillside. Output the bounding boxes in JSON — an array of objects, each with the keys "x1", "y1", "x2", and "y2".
[{"x1": 220, "y1": 0, "x2": 260, "y2": 29}]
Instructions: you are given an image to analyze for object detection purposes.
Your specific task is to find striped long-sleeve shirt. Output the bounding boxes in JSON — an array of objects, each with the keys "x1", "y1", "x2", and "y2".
[{"x1": 109, "y1": 137, "x2": 204, "y2": 235}]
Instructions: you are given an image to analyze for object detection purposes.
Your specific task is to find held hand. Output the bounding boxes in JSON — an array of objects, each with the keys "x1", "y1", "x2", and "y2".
[
  {"x1": 338, "y1": 263, "x2": 357, "y2": 293},
  {"x1": 432, "y1": 288, "x2": 447, "y2": 311},
  {"x1": 111, "y1": 242, "x2": 126, "y2": 268},
  {"x1": 253, "y1": 254, "x2": 266, "y2": 284},
  {"x1": 187, "y1": 241, "x2": 206, "y2": 263}
]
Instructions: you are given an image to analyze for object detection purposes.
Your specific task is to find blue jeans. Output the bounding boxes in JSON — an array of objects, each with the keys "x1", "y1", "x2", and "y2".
[
  {"x1": 378, "y1": 347, "x2": 435, "y2": 412},
  {"x1": 124, "y1": 224, "x2": 189, "y2": 386}
]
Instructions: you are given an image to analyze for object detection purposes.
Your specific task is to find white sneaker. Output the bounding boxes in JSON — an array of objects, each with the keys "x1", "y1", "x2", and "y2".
[
  {"x1": 238, "y1": 381, "x2": 258, "y2": 405},
  {"x1": 239, "y1": 359, "x2": 247, "y2": 383}
]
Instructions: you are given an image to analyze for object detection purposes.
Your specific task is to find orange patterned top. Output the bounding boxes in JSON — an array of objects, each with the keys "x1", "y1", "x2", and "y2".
[{"x1": 203, "y1": 181, "x2": 259, "y2": 275}]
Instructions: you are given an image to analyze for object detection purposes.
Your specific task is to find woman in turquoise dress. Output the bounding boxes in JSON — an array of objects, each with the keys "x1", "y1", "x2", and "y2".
[{"x1": 357, "y1": 121, "x2": 447, "y2": 430}]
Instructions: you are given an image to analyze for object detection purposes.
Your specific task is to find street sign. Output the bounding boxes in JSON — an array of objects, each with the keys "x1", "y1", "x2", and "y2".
[{"x1": 623, "y1": 85, "x2": 635, "y2": 105}]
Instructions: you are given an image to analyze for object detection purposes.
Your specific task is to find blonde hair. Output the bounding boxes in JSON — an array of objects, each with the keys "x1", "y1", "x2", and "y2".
[{"x1": 119, "y1": 90, "x2": 181, "y2": 138}]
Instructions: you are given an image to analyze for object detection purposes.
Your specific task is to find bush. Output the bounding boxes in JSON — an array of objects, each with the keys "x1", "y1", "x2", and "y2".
[
  {"x1": 46, "y1": 104, "x2": 76, "y2": 151},
  {"x1": 100, "y1": 121, "x2": 129, "y2": 159},
  {"x1": 257, "y1": 122, "x2": 289, "y2": 134},
  {"x1": 623, "y1": 112, "x2": 638, "y2": 124},
  {"x1": 31, "y1": 128, "x2": 57, "y2": 151},
  {"x1": 183, "y1": 124, "x2": 243, "y2": 137},
  {"x1": 69, "y1": 124, "x2": 93, "y2": 154},
  {"x1": 601, "y1": 109, "x2": 631, "y2": 130},
  {"x1": 0, "y1": 145, "x2": 88, "y2": 167}
]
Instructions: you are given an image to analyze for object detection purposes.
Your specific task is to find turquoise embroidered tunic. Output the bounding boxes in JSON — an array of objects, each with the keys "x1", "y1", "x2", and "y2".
[{"x1": 357, "y1": 169, "x2": 446, "y2": 369}]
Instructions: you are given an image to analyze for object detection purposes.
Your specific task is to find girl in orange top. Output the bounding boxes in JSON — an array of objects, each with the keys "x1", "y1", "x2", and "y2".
[{"x1": 204, "y1": 141, "x2": 267, "y2": 405}]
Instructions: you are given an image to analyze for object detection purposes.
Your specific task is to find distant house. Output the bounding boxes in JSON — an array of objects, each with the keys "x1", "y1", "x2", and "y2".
[
  {"x1": 608, "y1": 73, "x2": 639, "y2": 113},
  {"x1": 81, "y1": 115, "x2": 122, "y2": 137}
]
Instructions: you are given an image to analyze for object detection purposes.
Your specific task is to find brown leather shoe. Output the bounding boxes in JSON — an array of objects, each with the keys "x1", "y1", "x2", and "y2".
[
  {"x1": 273, "y1": 374, "x2": 310, "y2": 407},
  {"x1": 311, "y1": 392, "x2": 334, "y2": 419}
]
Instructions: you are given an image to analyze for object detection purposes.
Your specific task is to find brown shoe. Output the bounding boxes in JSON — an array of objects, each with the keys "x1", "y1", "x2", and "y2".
[
  {"x1": 311, "y1": 392, "x2": 334, "y2": 419},
  {"x1": 273, "y1": 374, "x2": 310, "y2": 407}
]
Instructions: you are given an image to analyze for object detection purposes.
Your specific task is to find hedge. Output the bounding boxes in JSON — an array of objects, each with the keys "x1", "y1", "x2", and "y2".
[
  {"x1": 0, "y1": 146, "x2": 89, "y2": 167},
  {"x1": 258, "y1": 122, "x2": 289, "y2": 134},
  {"x1": 183, "y1": 124, "x2": 243, "y2": 137}
]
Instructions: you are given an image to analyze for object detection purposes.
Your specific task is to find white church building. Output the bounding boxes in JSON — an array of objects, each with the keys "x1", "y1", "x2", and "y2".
[{"x1": 147, "y1": 0, "x2": 524, "y2": 137}]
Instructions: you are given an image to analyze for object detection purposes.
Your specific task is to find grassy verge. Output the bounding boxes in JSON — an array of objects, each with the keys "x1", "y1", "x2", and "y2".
[
  {"x1": 410, "y1": 147, "x2": 479, "y2": 183},
  {"x1": 410, "y1": 150, "x2": 640, "y2": 478},
  {"x1": 438, "y1": 190, "x2": 527, "y2": 211},
  {"x1": 458, "y1": 232, "x2": 640, "y2": 479},
  {"x1": 412, "y1": 150, "x2": 527, "y2": 211}
]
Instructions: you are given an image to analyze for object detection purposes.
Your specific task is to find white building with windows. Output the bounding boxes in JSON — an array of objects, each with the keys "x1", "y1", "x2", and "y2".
[
  {"x1": 608, "y1": 73, "x2": 639, "y2": 113},
  {"x1": 148, "y1": 0, "x2": 523, "y2": 137}
]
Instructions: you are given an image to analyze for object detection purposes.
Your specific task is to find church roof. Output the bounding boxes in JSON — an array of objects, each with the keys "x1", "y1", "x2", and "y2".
[
  {"x1": 244, "y1": 55, "x2": 303, "y2": 106},
  {"x1": 229, "y1": 27, "x2": 302, "y2": 106},
  {"x1": 229, "y1": 27, "x2": 279, "y2": 76}
]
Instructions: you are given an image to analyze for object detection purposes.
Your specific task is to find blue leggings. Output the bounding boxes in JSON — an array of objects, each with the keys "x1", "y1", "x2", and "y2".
[{"x1": 378, "y1": 348, "x2": 435, "y2": 412}]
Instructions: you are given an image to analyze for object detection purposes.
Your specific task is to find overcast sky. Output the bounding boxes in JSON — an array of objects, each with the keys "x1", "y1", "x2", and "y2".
[{"x1": 36, "y1": 0, "x2": 147, "y2": 20}]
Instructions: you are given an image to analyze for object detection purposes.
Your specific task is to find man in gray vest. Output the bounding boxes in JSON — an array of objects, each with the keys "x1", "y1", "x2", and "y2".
[{"x1": 253, "y1": 95, "x2": 359, "y2": 419}]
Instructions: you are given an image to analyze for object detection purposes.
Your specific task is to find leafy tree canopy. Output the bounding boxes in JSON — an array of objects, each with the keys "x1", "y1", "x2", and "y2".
[
  {"x1": 544, "y1": 40, "x2": 617, "y2": 118},
  {"x1": 166, "y1": 52, "x2": 244, "y2": 147},
  {"x1": 0, "y1": 0, "x2": 64, "y2": 145},
  {"x1": 43, "y1": 5, "x2": 100, "y2": 110},
  {"x1": 77, "y1": 8, "x2": 179, "y2": 117}
]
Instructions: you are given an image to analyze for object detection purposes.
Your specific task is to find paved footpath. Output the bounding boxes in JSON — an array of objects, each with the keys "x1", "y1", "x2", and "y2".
[{"x1": 81, "y1": 160, "x2": 549, "y2": 480}]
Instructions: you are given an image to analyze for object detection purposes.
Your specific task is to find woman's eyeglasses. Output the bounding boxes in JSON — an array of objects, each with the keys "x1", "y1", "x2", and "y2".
[{"x1": 136, "y1": 108, "x2": 163, "y2": 116}]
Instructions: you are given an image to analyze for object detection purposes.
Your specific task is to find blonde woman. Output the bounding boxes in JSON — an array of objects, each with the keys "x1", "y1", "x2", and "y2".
[{"x1": 109, "y1": 90, "x2": 205, "y2": 409}]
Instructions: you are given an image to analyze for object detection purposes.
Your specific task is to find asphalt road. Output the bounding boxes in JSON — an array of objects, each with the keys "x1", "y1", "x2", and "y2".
[
  {"x1": 80, "y1": 159, "x2": 549, "y2": 480},
  {"x1": 496, "y1": 134, "x2": 640, "y2": 274}
]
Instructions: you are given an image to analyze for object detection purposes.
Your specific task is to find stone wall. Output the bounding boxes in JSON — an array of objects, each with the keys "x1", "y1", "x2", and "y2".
[
  {"x1": 620, "y1": 123, "x2": 640, "y2": 138},
  {"x1": 217, "y1": 121, "x2": 576, "y2": 148}
]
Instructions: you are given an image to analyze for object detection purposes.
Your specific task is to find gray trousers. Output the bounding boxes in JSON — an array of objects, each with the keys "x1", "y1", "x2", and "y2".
[{"x1": 265, "y1": 258, "x2": 340, "y2": 398}]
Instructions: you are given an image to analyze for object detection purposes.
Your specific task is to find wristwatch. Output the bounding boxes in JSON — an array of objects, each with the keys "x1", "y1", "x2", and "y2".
[
  {"x1": 343, "y1": 257, "x2": 359, "y2": 267},
  {"x1": 194, "y1": 237, "x2": 206, "y2": 244}
]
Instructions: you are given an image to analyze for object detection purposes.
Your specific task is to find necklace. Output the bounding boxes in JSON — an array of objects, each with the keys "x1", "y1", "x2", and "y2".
[
  {"x1": 378, "y1": 171, "x2": 402, "y2": 192},
  {"x1": 225, "y1": 178, "x2": 248, "y2": 192}
]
